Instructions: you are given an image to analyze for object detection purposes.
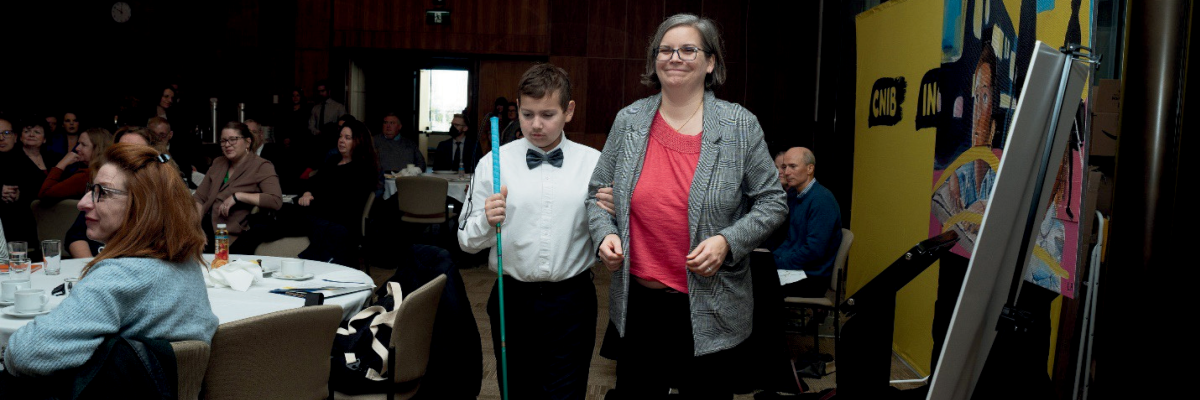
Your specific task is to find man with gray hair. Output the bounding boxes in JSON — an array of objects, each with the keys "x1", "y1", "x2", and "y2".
[{"x1": 773, "y1": 147, "x2": 843, "y2": 297}]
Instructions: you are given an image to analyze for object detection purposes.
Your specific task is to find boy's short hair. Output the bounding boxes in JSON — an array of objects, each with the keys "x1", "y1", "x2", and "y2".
[{"x1": 516, "y1": 64, "x2": 572, "y2": 111}]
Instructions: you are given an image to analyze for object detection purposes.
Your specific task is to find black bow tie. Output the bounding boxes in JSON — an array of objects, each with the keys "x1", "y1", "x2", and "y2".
[{"x1": 526, "y1": 148, "x2": 564, "y2": 169}]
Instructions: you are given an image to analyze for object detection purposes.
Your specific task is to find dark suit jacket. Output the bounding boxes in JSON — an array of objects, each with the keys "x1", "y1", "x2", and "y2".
[{"x1": 433, "y1": 135, "x2": 482, "y2": 173}]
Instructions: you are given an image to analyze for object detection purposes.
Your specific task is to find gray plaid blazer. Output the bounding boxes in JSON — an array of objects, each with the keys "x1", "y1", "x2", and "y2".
[{"x1": 587, "y1": 91, "x2": 787, "y2": 356}]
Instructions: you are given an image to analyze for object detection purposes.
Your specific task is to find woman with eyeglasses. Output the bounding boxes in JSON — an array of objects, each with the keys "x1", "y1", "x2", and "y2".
[
  {"x1": 0, "y1": 118, "x2": 63, "y2": 259},
  {"x1": 39, "y1": 128, "x2": 113, "y2": 201},
  {"x1": 1, "y1": 144, "x2": 218, "y2": 393},
  {"x1": 586, "y1": 14, "x2": 787, "y2": 399},
  {"x1": 193, "y1": 121, "x2": 282, "y2": 250}
]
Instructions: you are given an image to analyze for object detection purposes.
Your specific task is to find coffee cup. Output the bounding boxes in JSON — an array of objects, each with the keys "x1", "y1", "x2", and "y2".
[
  {"x1": 281, "y1": 259, "x2": 305, "y2": 277},
  {"x1": 1, "y1": 280, "x2": 32, "y2": 302},
  {"x1": 14, "y1": 289, "x2": 48, "y2": 313}
]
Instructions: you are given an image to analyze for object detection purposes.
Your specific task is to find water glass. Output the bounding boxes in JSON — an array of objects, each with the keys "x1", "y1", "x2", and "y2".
[
  {"x1": 64, "y1": 277, "x2": 80, "y2": 296},
  {"x1": 9, "y1": 258, "x2": 31, "y2": 282},
  {"x1": 41, "y1": 240, "x2": 62, "y2": 275},
  {"x1": 7, "y1": 241, "x2": 27, "y2": 261}
]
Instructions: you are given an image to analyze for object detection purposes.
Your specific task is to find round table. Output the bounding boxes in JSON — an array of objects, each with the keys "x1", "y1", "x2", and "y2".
[
  {"x1": 0, "y1": 254, "x2": 374, "y2": 346},
  {"x1": 383, "y1": 172, "x2": 471, "y2": 203}
]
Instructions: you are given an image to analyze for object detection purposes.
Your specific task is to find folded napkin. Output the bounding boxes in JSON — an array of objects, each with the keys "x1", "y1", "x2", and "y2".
[
  {"x1": 397, "y1": 165, "x2": 423, "y2": 177},
  {"x1": 205, "y1": 260, "x2": 264, "y2": 291}
]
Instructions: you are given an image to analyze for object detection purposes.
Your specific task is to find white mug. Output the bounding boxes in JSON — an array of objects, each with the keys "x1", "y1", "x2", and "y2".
[
  {"x1": 281, "y1": 259, "x2": 305, "y2": 277},
  {"x1": 1, "y1": 280, "x2": 32, "y2": 302},
  {"x1": 14, "y1": 289, "x2": 48, "y2": 313}
]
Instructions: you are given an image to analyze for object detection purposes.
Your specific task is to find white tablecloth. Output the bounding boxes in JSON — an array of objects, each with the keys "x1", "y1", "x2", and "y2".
[
  {"x1": 383, "y1": 172, "x2": 471, "y2": 203},
  {"x1": 0, "y1": 254, "x2": 374, "y2": 345}
]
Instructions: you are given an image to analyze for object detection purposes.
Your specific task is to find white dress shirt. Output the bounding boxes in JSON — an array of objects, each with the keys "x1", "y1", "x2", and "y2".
[{"x1": 458, "y1": 135, "x2": 601, "y2": 282}]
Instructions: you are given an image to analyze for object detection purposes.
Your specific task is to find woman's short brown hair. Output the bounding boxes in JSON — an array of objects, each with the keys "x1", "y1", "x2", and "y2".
[
  {"x1": 84, "y1": 144, "x2": 206, "y2": 275},
  {"x1": 640, "y1": 13, "x2": 727, "y2": 90}
]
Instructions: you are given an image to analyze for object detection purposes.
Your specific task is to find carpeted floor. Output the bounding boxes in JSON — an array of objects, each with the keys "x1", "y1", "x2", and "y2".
[{"x1": 366, "y1": 258, "x2": 923, "y2": 399}]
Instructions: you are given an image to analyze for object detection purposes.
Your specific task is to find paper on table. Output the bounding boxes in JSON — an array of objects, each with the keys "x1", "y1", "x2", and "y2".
[{"x1": 206, "y1": 260, "x2": 263, "y2": 291}]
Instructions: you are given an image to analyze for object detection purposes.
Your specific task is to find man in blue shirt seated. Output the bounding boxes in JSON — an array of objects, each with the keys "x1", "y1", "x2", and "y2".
[{"x1": 772, "y1": 147, "x2": 843, "y2": 297}]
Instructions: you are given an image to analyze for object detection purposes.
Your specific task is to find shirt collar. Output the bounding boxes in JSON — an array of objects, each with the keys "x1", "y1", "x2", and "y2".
[
  {"x1": 522, "y1": 132, "x2": 568, "y2": 155},
  {"x1": 796, "y1": 178, "x2": 817, "y2": 199}
]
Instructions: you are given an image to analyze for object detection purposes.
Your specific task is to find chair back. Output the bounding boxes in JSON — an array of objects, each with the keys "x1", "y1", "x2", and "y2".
[
  {"x1": 31, "y1": 199, "x2": 80, "y2": 245},
  {"x1": 395, "y1": 176, "x2": 448, "y2": 224},
  {"x1": 172, "y1": 340, "x2": 212, "y2": 400},
  {"x1": 391, "y1": 274, "x2": 447, "y2": 394},
  {"x1": 201, "y1": 305, "x2": 343, "y2": 400},
  {"x1": 362, "y1": 192, "x2": 376, "y2": 237},
  {"x1": 830, "y1": 228, "x2": 854, "y2": 295},
  {"x1": 255, "y1": 237, "x2": 311, "y2": 258}
]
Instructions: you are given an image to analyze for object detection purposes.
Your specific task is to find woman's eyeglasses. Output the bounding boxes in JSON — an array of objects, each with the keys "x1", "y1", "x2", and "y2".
[
  {"x1": 86, "y1": 183, "x2": 128, "y2": 203},
  {"x1": 657, "y1": 46, "x2": 706, "y2": 61},
  {"x1": 220, "y1": 137, "x2": 247, "y2": 146}
]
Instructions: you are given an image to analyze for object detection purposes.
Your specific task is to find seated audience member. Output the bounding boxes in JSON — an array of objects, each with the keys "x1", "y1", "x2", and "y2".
[
  {"x1": 114, "y1": 126, "x2": 155, "y2": 146},
  {"x1": 245, "y1": 119, "x2": 266, "y2": 156},
  {"x1": 40, "y1": 128, "x2": 113, "y2": 200},
  {"x1": 0, "y1": 117, "x2": 14, "y2": 155},
  {"x1": 500, "y1": 101, "x2": 522, "y2": 145},
  {"x1": 0, "y1": 119, "x2": 62, "y2": 256},
  {"x1": 149, "y1": 116, "x2": 204, "y2": 182},
  {"x1": 479, "y1": 96, "x2": 508, "y2": 136},
  {"x1": 772, "y1": 147, "x2": 843, "y2": 297},
  {"x1": 47, "y1": 110, "x2": 83, "y2": 156},
  {"x1": 1, "y1": 118, "x2": 17, "y2": 240},
  {"x1": 434, "y1": 113, "x2": 482, "y2": 173},
  {"x1": 65, "y1": 211, "x2": 103, "y2": 258},
  {"x1": 193, "y1": 122, "x2": 282, "y2": 250},
  {"x1": 153, "y1": 85, "x2": 175, "y2": 120},
  {"x1": 296, "y1": 119, "x2": 378, "y2": 266},
  {"x1": 0, "y1": 144, "x2": 219, "y2": 395},
  {"x1": 774, "y1": 149, "x2": 788, "y2": 188},
  {"x1": 44, "y1": 113, "x2": 59, "y2": 135},
  {"x1": 373, "y1": 112, "x2": 425, "y2": 172}
]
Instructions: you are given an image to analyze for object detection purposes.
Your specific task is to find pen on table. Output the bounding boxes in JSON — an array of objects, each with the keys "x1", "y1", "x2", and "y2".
[{"x1": 323, "y1": 279, "x2": 368, "y2": 285}]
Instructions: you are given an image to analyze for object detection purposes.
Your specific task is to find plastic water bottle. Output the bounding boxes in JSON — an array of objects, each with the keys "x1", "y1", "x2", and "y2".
[{"x1": 215, "y1": 223, "x2": 230, "y2": 264}]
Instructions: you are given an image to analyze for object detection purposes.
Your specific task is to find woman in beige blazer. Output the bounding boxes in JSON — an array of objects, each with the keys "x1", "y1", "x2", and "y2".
[{"x1": 193, "y1": 122, "x2": 282, "y2": 247}]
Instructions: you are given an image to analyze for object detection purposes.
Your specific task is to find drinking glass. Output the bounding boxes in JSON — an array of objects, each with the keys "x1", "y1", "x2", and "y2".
[
  {"x1": 42, "y1": 240, "x2": 62, "y2": 276},
  {"x1": 7, "y1": 241, "x2": 27, "y2": 261},
  {"x1": 10, "y1": 258, "x2": 30, "y2": 282}
]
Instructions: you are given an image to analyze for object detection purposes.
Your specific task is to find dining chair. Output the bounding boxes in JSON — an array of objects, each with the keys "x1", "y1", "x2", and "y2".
[
  {"x1": 334, "y1": 274, "x2": 446, "y2": 400},
  {"x1": 200, "y1": 305, "x2": 343, "y2": 400},
  {"x1": 783, "y1": 228, "x2": 854, "y2": 376},
  {"x1": 255, "y1": 237, "x2": 311, "y2": 258},
  {"x1": 394, "y1": 176, "x2": 448, "y2": 224},
  {"x1": 171, "y1": 340, "x2": 212, "y2": 400},
  {"x1": 30, "y1": 199, "x2": 79, "y2": 250}
]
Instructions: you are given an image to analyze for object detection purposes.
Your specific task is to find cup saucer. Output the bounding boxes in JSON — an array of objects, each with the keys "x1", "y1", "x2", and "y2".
[
  {"x1": 274, "y1": 273, "x2": 314, "y2": 281},
  {"x1": 3, "y1": 305, "x2": 51, "y2": 318}
]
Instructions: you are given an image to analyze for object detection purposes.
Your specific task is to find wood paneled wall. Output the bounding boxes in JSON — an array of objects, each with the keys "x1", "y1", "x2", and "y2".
[{"x1": 331, "y1": 0, "x2": 550, "y2": 55}]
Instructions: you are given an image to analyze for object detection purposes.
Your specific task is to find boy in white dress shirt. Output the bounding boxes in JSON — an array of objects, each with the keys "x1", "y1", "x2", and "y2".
[{"x1": 458, "y1": 64, "x2": 601, "y2": 400}]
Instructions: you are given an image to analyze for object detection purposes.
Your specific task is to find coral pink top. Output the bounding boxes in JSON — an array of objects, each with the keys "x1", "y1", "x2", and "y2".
[{"x1": 628, "y1": 113, "x2": 702, "y2": 293}]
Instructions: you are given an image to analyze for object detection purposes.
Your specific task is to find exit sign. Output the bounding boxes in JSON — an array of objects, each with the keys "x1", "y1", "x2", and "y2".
[{"x1": 426, "y1": 10, "x2": 450, "y2": 25}]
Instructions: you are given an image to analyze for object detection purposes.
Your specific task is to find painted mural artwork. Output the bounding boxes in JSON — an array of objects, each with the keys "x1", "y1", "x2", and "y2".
[
  {"x1": 929, "y1": 0, "x2": 1084, "y2": 298},
  {"x1": 930, "y1": 0, "x2": 1018, "y2": 258}
]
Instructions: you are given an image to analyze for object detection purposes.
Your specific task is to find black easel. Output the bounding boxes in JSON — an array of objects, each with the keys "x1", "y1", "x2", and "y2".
[{"x1": 832, "y1": 231, "x2": 958, "y2": 399}]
